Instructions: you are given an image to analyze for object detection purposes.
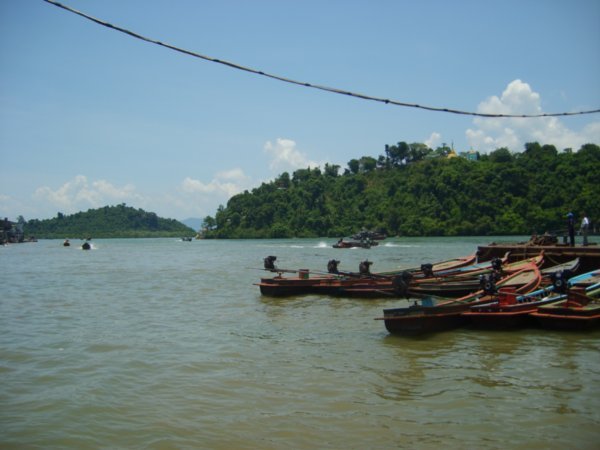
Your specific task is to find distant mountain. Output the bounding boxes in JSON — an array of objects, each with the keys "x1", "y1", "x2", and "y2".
[
  {"x1": 181, "y1": 217, "x2": 203, "y2": 231},
  {"x1": 25, "y1": 204, "x2": 196, "y2": 238}
]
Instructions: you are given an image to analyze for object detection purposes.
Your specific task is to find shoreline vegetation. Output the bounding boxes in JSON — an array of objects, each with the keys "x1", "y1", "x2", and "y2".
[
  {"x1": 6, "y1": 141, "x2": 600, "y2": 240},
  {"x1": 202, "y1": 141, "x2": 599, "y2": 239},
  {"x1": 19, "y1": 204, "x2": 195, "y2": 240}
]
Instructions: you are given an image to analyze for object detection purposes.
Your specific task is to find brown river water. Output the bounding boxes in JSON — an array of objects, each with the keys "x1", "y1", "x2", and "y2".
[{"x1": 1, "y1": 237, "x2": 599, "y2": 449}]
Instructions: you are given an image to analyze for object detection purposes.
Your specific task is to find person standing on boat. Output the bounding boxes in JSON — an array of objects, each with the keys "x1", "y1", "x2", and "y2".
[
  {"x1": 567, "y1": 212, "x2": 575, "y2": 246},
  {"x1": 580, "y1": 214, "x2": 590, "y2": 246}
]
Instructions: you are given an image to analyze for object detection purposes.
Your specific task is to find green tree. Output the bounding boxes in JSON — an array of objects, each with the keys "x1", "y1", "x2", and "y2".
[
  {"x1": 489, "y1": 147, "x2": 513, "y2": 163},
  {"x1": 25, "y1": 205, "x2": 194, "y2": 238},
  {"x1": 347, "y1": 159, "x2": 360, "y2": 174},
  {"x1": 201, "y1": 141, "x2": 599, "y2": 238}
]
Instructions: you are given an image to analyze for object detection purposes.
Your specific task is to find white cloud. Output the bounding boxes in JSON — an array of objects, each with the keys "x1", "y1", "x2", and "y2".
[
  {"x1": 425, "y1": 132, "x2": 442, "y2": 149},
  {"x1": 180, "y1": 167, "x2": 250, "y2": 197},
  {"x1": 180, "y1": 176, "x2": 242, "y2": 198},
  {"x1": 178, "y1": 168, "x2": 254, "y2": 217},
  {"x1": 466, "y1": 79, "x2": 600, "y2": 152},
  {"x1": 9, "y1": 171, "x2": 253, "y2": 222},
  {"x1": 263, "y1": 138, "x2": 321, "y2": 171},
  {"x1": 214, "y1": 168, "x2": 250, "y2": 183},
  {"x1": 32, "y1": 176, "x2": 142, "y2": 214}
]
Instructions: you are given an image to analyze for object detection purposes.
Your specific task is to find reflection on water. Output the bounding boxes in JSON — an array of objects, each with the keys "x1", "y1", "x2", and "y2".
[{"x1": 1, "y1": 237, "x2": 599, "y2": 449}]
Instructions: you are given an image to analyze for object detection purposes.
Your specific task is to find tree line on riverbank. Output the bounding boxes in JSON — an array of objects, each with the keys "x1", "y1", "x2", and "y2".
[
  {"x1": 24, "y1": 204, "x2": 195, "y2": 238},
  {"x1": 203, "y1": 142, "x2": 600, "y2": 238}
]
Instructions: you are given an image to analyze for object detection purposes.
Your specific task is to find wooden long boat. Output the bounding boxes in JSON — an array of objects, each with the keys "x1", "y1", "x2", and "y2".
[
  {"x1": 258, "y1": 269, "x2": 410, "y2": 297},
  {"x1": 541, "y1": 257, "x2": 580, "y2": 276},
  {"x1": 256, "y1": 253, "x2": 538, "y2": 299},
  {"x1": 530, "y1": 284, "x2": 600, "y2": 330},
  {"x1": 320, "y1": 272, "x2": 411, "y2": 298},
  {"x1": 462, "y1": 269, "x2": 599, "y2": 329},
  {"x1": 256, "y1": 255, "x2": 341, "y2": 296},
  {"x1": 256, "y1": 253, "x2": 545, "y2": 299},
  {"x1": 376, "y1": 264, "x2": 542, "y2": 335},
  {"x1": 257, "y1": 273, "x2": 340, "y2": 296},
  {"x1": 332, "y1": 254, "x2": 535, "y2": 299},
  {"x1": 257, "y1": 253, "x2": 476, "y2": 297},
  {"x1": 404, "y1": 254, "x2": 544, "y2": 298},
  {"x1": 429, "y1": 253, "x2": 542, "y2": 280},
  {"x1": 377, "y1": 253, "x2": 481, "y2": 280}
]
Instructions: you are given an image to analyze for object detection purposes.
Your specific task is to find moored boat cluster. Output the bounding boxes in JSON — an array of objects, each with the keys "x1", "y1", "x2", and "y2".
[{"x1": 255, "y1": 249, "x2": 600, "y2": 334}]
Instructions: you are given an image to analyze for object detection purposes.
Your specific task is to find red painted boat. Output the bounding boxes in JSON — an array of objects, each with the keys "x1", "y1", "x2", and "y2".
[
  {"x1": 256, "y1": 253, "x2": 542, "y2": 299},
  {"x1": 343, "y1": 254, "x2": 543, "y2": 299},
  {"x1": 530, "y1": 286, "x2": 600, "y2": 330},
  {"x1": 257, "y1": 270, "x2": 405, "y2": 297},
  {"x1": 256, "y1": 257, "x2": 389, "y2": 297},
  {"x1": 462, "y1": 286, "x2": 552, "y2": 329},
  {"x1": 425, "y1": 253, "x2": 537, "y2": 281},
  {"x1": 376, "y1": 264, "x2": 542, "y2": 335},
  {"x1": 463, "y1": 268, "x2": 596, "y2": 329},
  {"x1": 257, "y1": 272, "x2": 341, "y2": 296}
]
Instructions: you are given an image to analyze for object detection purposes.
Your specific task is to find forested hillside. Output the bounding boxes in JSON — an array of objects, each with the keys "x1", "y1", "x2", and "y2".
[
  {"x1": 25, "y1": 204, "x2": 195, "y2": 238},
  {"x1": 204, "y1": 142, "x2": 600, "y2": 238}
]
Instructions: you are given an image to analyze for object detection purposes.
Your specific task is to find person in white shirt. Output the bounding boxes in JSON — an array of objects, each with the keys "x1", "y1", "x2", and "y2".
[{"x1": 581, "y1": 214, "x2": 590, "y2": 246}]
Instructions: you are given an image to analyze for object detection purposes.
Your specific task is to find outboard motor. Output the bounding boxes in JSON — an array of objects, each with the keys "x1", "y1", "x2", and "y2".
[
  {"x1": 420, "y1": 263, "x2": 434, "y2": 278},
  {"x1": 551, "y1": 269, "x2": 574, "y2": 294},
  {"x1": 264, "y1": 255, "x2": 277, "y2": 270},
  {"x1": 491, "y1": 257, "x2": 503, "y2": 272},
  {"x1": 327, "y1": 259, "x2": 340, "y2": 274},
  {"x1": 359, "y1": 260, "x2": 373, "y2": 275},
  {"x1": 393, "y1": 271, "x2": 413, "y2": 298},
  {"x1": 479, "y1": 273, "x2": 498, "y2": 295}
]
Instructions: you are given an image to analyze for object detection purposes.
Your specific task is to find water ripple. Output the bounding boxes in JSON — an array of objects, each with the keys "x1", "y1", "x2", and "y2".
[{"x1": 1, "y1": 238, "x2": 599, "y2": 449}]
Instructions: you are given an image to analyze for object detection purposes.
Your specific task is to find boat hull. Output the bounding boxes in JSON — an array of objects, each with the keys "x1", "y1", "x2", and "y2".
[
  {"x1": 530, "y1": 308, "x2": 600, "y2": 330},
  {"x1": 463, "y1": 310, "x2": 536, "y2": 329},
  {"x1": 530, "y1": 314, "x2": 599, "y2": 330},
  {"x1": 383, "y1": 308, "x2": 470, "y2": 334},
  {"x1": 378, "y1": 264, "x2": 542, "y2": 334},
  {"x1": 257, "y1": 276, "x2": 340, "y2": 296}
]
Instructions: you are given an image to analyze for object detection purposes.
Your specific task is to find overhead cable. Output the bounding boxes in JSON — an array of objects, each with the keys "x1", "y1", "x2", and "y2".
[{"x1": 43, "y1": 0, "x2": 600, "y2": 119}]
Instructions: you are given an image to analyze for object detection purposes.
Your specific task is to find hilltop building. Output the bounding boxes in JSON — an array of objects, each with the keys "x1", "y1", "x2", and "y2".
[{"x1": 460, "y1": 149, "x2": 479, "y2": 161}]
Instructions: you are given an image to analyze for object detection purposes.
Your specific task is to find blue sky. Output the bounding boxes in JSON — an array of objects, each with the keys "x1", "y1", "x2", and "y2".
[{"x1": 1, "y1": 0, "x2": 599, "y2": 223}]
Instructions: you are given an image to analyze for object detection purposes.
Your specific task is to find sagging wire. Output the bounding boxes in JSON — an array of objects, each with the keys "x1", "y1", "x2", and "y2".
[{"x1": 43, "y1": 0, "x2": 600, "y2": 119}]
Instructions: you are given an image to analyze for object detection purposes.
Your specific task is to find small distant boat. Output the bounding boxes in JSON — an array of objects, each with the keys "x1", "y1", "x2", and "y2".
[
  {"x1": 351, "y1": 230, "x2": 387, "y2": 241},
  {"x1": 82, "y1": 242, "x2": 91, "y2": 250},
  {"x1": 333, "y1": 239, "x2": 378, "y2": 249},
  {"x1": 181, "y1": 237, "x2": 193, "y2": 242},
  {"x1": 63, "y1": 239, "x2": 70, "y2": 247}
]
